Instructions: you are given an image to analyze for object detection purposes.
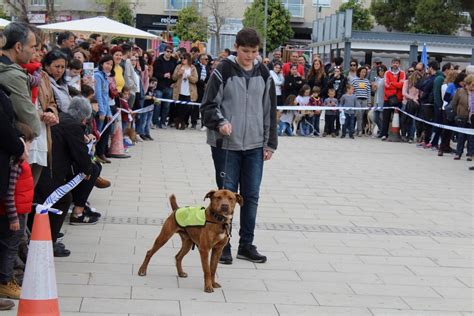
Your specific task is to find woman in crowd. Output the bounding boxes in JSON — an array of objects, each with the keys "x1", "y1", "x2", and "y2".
[
  {"x1": 111, "y1": 46, "x2": 125, "y2": 94},
  {"x1": 43, "y1": 50, "x2": 72, "y2": 113},
  {"x1": 270, "y1": 62, "x2": 284, "y2": 106},
  {"x1": 94, "y1": 55, "x2": 114, "y2": 163},
  {"x1": 72, "y1": 48, "x2": 90, "y2": 63},
  {"x1": 401, "y1": 68, "x2": 422, "y2": 143},
  {"x1": 372, "y1": 65, "x2": 387, "y2": 137},
  {"x1": 351, "y1": 66, "x2": 371, "y2": 137},
  {"x1": 172, "y1": 52, "x2": 198, "y2": 130},
  {"x1": 452, "y1": 74, "x2": 474, "y2": 161},
  {"x1": 306, "y1": 57, "x2": 327, "y2": 98}
]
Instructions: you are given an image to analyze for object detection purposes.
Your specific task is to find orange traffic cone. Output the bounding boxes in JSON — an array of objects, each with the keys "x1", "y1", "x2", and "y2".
[
  {"x1": 388, "y1": 109, "x2": 402, "y2": 142},
  {"x1": 107, "y1": 116, "x2": 130, "y2": 158},
  {"x1": 18, "y1": 213, "x2": 59, "y2": 316}
]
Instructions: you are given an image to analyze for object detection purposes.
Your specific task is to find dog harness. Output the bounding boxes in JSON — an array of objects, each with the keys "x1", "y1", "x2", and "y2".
[{"x1": 175, "y1": 206, "x2": 206, "y2": 227}]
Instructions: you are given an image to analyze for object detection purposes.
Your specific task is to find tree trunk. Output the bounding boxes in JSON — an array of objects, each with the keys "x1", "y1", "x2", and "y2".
[
  {"x1": 215, "y1": 31, "x2": 220, "y2": 55},
  {"x1": 470, "y1": 12, "x2": 474, "y2": 36}
]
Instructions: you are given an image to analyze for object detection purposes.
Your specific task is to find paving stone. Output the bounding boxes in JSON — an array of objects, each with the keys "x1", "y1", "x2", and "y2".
[{"x1": 276, "y1": 304, "x2": 372, "y2": 315}]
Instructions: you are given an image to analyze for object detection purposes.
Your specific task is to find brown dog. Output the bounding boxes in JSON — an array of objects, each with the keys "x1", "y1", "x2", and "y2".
[{"x1": 137, "y1": 189, "x2": 243, "y2": 293}]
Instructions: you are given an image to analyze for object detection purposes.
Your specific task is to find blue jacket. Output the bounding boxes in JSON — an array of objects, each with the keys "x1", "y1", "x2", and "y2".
[{"x1": 94, "y1": 70, "x2": 111, "y2": 116}]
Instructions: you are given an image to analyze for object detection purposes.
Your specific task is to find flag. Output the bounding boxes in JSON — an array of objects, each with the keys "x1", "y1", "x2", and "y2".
[{"x1": 421, "y1": 43, "x2": 428, "y2": 68}]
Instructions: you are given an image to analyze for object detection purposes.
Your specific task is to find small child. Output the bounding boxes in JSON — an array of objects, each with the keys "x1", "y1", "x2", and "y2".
[
  {"x1": 295, "y1": 84, "x2": 313, "y2": 136},
  {"x1": 138, "y1": 77, "x2": 158, "y2": 141},
  {"x1": 278, "y1": 95, "x2": 297, "y2": 136},
  {"x1": 20, "y1": 49, "x2": 42, "y2": 104},
  {"x1": 65, "y1": 58, "x2": 83, "y2": 91},
  {"x1": 0, "y1": 123, "x2": 34, "y2": 299},
  {"x1": 308, "y1": 86, "x2": 323, "y2": 136},
  {"x1": 323, "y1": 88, "x2": 339, "y2": 137},
  {"x1": 118, "y1": 86, "x2": 133, "y2": 134},
  {"x1": 339, "y1": 85, "x2": 357, "y2": 139}
]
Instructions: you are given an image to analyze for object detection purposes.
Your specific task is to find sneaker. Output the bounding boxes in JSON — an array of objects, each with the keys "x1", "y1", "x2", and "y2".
[
  {"x1": 136, "y1": 135, "x2": 144, "y2": 142},
  {"x1": 191, "y1": 124, "x2": 197, "y2": 129},
  {"x1": 0, "y1": 299, "x2": 14, "y2": 310},
  {"x1": 70, "y1": 213, "x2": 99, "y2": 225},
  {"x1": 151, "y1": 124, "x2": 157, "y2": 129},
  {"x1": 454, "y1": 155, "x2": 461, "y2": 160},
  {"x1": 237, "y1": 244, "x2": 267, "y2": 263},
  {"x1": 340, "y1": 135, "x2": 346, "y2": 139},
  {"x1": 423, "y1": 143, "x2": 432, "y2": 149},
  {"x1": 219, "y1": 244, "x2": 233, "y2": 265},
  {"x1": 84, "y1": 205, "x2": 101, "y2": 218},
  {"x1": 145, "y1": 135, "x2": 154, "y2": 141},
  {"x1": 139, "y1": 134, "x2": 150, "y2": 141},
  {"x1": 350, "y1": 135, "x2": 355, "y2": 139},
  {"x1": 200, "y1": 126, "x2": 207, "y2": 132},
  {"x1": 381, "y1": 136, "x2": 387, "y2": 141},
  {"x1": 467, "y1": 156, "x2": 472, "y2": 161},
  {"x1": 53, "y1": 243, "x2": 71, "y2": 257},
  {"x1": 0, "y1": 280, "x2": 21, "y2": 299},
  {"x1": 416, "y1": 142, "x2": 426, "y2": 148}
]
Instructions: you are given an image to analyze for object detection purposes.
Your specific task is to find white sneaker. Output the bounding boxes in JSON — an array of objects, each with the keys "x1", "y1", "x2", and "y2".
[
  {"x1": 136, "y1": 135, "x2": 144, "y2": 142},
  {"x1": 200, "y1": 126, "x2": 207, "y2": 131}
]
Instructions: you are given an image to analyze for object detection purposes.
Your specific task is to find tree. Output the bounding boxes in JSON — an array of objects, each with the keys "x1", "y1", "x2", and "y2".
[
  {"x1": 243, "y1": 0, "x2": 293, "y2": 53},
  {"x1": 174, "y1": 6, "x2": 208, "y2": 42},
  {"x1": 370, "y1": 0, "x2": 469, "y2": 35},
  {"x1": 460, "y1": 0, "x2": 474, "y2": 36},
  {"x1": 96, "y1": 0, "x2": 134, "y2": 25},
  {"x1": 206, "y1": 0, "x2": 229, "y2": 54},
  {"x1": 4, "y1": 0, "x2": 29, "y2": 22},
  {"x1": 337, "y1": 0, "x2": 373, "y2": 31}
]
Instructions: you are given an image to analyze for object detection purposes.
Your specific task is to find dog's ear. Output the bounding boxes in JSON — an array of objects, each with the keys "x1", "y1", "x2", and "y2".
[
  {"x1": 235, "y1": 193, "x2": 244, "y2": 207},
  {"x1": 204, "y1": 190, "x2": 216, "y2": 201}
]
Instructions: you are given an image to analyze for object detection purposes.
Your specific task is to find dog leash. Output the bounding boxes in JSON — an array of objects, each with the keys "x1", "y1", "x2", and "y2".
[{"x1": 218, "y1": 135, "x2": 230, "y2": 190}]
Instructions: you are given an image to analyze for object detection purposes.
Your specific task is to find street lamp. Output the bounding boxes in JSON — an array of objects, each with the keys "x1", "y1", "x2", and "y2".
[{"x1": 263, "y1": 0, "x2": 268, "y2": 57}]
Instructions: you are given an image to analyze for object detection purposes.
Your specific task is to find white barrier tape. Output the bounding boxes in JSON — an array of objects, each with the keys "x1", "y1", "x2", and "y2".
[
  {"x1": 395, "y1": 107, "x2": 474, "y2": 136},
  {"x1": 35, "y1": 173, "x2": 86, "y2": 214},
  {"x1": 99, "y1": 106, "x2": 156, "y2": 137},
  {"x1": 277, "y1": 106, "x2": 372, "y2": 111},
  {"x1": 99, "y1": 111, "x2": 121, "y2": 137},
  {"x1": 154, "y1": 97, "x2": 201, "y2": 106}
]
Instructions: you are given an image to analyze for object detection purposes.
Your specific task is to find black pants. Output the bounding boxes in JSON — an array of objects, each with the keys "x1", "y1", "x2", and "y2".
[
  {"x1": 0, "y1": 214, "x2": 25, "y2": 283},
  {"x1": 190, "y1": 105, "x2": 200, "y2": 126},
  {"x1": 96, "y1": 116, "x2": 111, "y2": 156},
  {"x1": 421, "y1": 104, "x2": 435, "y2": 144},
  {"x1": 72, "y1": 162, "x2": 101, "y2": 208},
  {"x1": 400, "y1": 112, "x2": 412, "y2": 139},
  {"x1": 177, "y1": 94, "x2": 192, "y2": 124},
  {"x1": 29, "y1": 171, "x2": 73, "y2": 243},
  {"x1": 440, "y1": 113, "x2": 454, "y2": 152},
  {"x1": 325, "y1": 115, "x2": 336, "y2": 134}
]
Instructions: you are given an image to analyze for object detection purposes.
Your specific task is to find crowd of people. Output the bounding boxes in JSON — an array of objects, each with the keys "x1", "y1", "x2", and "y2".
[
  {"x1": 0, "y1": 19, "x2": 472, "y2": 311},
  {"x1": 270, "y1": 50, "x2": 474, "y2": 162}
]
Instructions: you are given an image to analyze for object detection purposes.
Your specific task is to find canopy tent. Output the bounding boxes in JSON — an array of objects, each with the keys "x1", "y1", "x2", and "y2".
[
  {"x1": 38, "y1": 16, "x2": 159, "y2": 40},
  {"x1": 0, "y1": 18, "x2": 10, "y2": 29}
]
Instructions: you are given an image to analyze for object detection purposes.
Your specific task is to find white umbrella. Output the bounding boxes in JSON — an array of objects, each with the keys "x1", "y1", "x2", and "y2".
[
  {"x1": 0, "y1": 18, "x2": 11, "y2": 29},
  {"x1": 38, "y1": 16, "x2": 159, "y2": 40}
]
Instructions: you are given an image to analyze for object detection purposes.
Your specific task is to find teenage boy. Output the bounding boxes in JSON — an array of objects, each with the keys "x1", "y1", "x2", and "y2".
[{"x1": 200, "y1": 28, "x2": 278, "y2": 265}]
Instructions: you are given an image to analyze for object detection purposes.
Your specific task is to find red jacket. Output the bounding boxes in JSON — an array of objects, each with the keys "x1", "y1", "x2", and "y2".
[
  {"x1": 0, "y1": 161, "x2": 34, "y2": 216},
  {"x1": 384, "y1": 70, "x2": 405, "y2": 102},
  {"x1": 21, "y1": 62, "x2": 42, "y2": 104}
]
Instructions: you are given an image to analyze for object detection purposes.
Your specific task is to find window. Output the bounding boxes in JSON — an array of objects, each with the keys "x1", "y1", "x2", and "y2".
[
  {"x1": 312, "y1": 0, "x2": 331, "y2": 7},
  {"x1": 282, "y1": 0, "x2": 304, "y2": 18},
  {"x1": 167, "y1": 0, "x2": 202, "y2": 10},
  {"x1": 30, "y1": 0, "x2": 46, "y2": 5}
]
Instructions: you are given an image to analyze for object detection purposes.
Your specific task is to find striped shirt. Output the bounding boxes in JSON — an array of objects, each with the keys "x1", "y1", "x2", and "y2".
[
  {"x1": 351, "y1": 77, "x2": 371, "y2": 99},
  {"x1": 6, "y1": 163, "x2": 22, "y2": 225}
]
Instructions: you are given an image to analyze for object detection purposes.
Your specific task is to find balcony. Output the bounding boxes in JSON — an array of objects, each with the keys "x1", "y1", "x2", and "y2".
[{"x1": 166, "y1": 0, "x2": 202, "y2": 11}]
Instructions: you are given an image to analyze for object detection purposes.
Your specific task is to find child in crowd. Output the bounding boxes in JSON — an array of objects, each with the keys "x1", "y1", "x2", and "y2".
[
  {"x1": 308, "y1": 86, "x2": 323, "y2": 136},
  {"x1": 295, "y1": 84, "x2": 313, "y2": 136},
  {"x1": 278, "y1": 94, "x2": 297, "y2": 136},
  {"x1": 339, "y1": 84, "x2": 357, "y2": 139},
  {"x1": 65, "y1": 58, "x2": 83, "y2": 91},
  {"x1": 323, "y1": 88, "x2": 339, "y2": 137},
  {"x1": 20, "y1": 49, "x2": 42, "y2": 104},
  {"x1": 138, "y1": 77, "x2": 158, "y2": 141},
  {"x1": 118, "y1": 86, "x2": 138, "y2": 145},
  {"x1": 0, "y1": 123, "x2": 34, "y2": 299}
]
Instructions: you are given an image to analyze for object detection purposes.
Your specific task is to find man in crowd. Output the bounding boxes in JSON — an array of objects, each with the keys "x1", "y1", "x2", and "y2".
[
  {"x1": 432, "y1": 62, "x2": 454, "y2": 150},
  {"x1": 152, "y1": 45, "x2": 178, "y2": 128},
  {"x1": 268, "y1": 48, "x2": 282, "y2": 71},
  {"x1": 0, "y1": 22, "x2": 42, "y2": 137},
  {"x1": 282, "y1": 51, "x2": 304, "y2": 77},
  {"x1": 89, "y1": 33, "x2": 103, "y2": 49},
  {"x1": 194, "y1": 53, "x2": 211, "y2": 129}
]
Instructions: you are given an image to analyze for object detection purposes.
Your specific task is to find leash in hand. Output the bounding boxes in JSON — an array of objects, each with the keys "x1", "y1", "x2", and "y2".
[{"x1": 218, "y1": 136, "x2": 230, "y2": 190}]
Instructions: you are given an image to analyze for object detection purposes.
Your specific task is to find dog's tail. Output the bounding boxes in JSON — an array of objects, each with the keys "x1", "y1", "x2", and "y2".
[{"x1": 169, "y1": 194, "x2": 179, "y2": 211}]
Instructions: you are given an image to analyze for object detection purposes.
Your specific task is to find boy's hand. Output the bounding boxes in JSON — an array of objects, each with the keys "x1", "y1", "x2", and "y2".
[
  {"x1": 263, "y1": 149, "x2": 273, "y2": 161},
  {"x1": 9, "y1": 222, "x2": 20, "y2": 231},
  {"x1": 219, "y1": 122, "x2": 232, "y2": 136}
]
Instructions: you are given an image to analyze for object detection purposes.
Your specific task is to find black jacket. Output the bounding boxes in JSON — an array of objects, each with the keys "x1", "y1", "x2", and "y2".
[
  {"x1": 48, "y1": 112, "x2": 93, "y2": 186},
  {"x1": 0, "y1": 85, "x2": 24, "y2": 198},
  {"x1": 152, "y1": 54, "x2": 178, "y2": 90},
  {"x1": 284, "y1": 75, "x2": 305, "y2": 99},
  {"x1": 327, "y1": 75, "x2": 348, "y2": 100},
  {"x1": 416, "y1": 74, "x2": 436, "y2": 105},
  {"x1": 307, "y1": 74, "x2": 329, "y2": 98},
  {"x1": 194, "y1": 62, "x2": 210, "y2": 102}
]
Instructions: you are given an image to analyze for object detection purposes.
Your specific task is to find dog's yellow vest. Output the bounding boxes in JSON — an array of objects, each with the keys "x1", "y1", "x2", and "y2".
[{"x1": 175, "y1": 206, "x2": 206, "y2": 227}]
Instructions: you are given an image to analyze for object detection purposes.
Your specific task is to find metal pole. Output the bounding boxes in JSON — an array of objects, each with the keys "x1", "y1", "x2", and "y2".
[{"x1": 263, "y1": 0, "x2": 268, "y2": 57}]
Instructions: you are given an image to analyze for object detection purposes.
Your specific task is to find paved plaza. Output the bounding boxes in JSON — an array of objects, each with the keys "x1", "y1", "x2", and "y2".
[{"x1": 6, "y1": 128, "x2": 474, "y2": 315}]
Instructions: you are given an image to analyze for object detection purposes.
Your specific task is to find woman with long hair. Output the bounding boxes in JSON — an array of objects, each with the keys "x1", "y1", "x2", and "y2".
[
  {"x1": 172, "y1": 52, "x2": 198, "y2": 129},
  {"x1": 307, "y1": 57, "x2": 327, "y2": 98}
]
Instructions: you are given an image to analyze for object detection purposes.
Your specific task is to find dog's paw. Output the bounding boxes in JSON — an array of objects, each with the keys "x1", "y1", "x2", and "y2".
[
  {"x1": 212, "y1": 282, "x2": 221, "y2": 288},
  {"x1": 137, "y1": 268, "x2": 147, "y2": 276},
  {"x1": 204, "y1": 286, "x2": 214, "y2": 293},
  {"x1": 178, "y1": 272, "x2": 188, "y2": 278}
]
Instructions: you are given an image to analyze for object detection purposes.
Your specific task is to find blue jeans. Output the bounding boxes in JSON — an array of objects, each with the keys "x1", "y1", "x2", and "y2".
[
  {"x1": 299, "y1": 117, "x2": 313, "y2": 136},
  {"x1": 342, "y1": 113, "x2": 355, "y2": 137},
  {"x1": 312, "y1": 114, "x2": 321, "y2": 135},
  {"x1": 137, "y1": 109, "x2": 153, "y2": 135},
  {"x1": 211, "y1": 146, "x2": 263, "y2": 246},
  {"x1": 278, "y1": 121, "x2": 292, "y2": 136},
  {"x1": 153, "y1": 87, "x2": 173, "y2": 127}
]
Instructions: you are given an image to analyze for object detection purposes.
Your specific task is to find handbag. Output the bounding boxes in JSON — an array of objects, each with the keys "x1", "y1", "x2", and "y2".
[
  {"x1": 445, "y1": 101, "x2": 455, "y2": 122},
  {"x1": 405, "y1": 99, "x2": 419, "y2": 115}
]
